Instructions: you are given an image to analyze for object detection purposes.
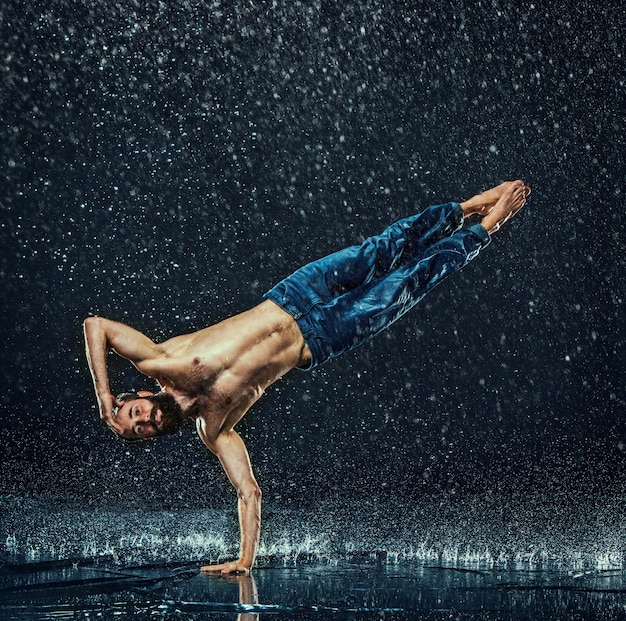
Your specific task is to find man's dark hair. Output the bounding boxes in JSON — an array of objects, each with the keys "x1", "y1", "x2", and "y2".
[{"x1": 116, "y1": 391, "x2": 185, "y2": 438}]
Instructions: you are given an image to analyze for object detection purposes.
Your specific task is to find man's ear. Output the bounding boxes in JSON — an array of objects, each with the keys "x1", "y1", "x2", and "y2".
[{"x1": 137, "y1": 390, "x2": 154, "y2": 397}]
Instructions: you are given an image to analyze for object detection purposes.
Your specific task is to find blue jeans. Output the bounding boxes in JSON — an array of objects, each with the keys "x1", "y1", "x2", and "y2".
[{"x1": 263, "y1": 202, "x2": 490, "y2": 370}]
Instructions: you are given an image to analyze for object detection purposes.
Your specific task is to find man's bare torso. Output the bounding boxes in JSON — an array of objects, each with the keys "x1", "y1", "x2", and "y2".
[{"x1": 136, "y1": 300, "x2": 311, "y2": 444}]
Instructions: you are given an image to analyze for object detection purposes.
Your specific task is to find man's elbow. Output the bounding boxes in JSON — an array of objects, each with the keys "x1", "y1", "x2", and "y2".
[
  {"x1": 83, "y1": 316, "x2": 104, "y2": 332},
  {"x1": 238, "y1": 483, "x2": 262, "y2": 504},
  {"x1": 83, "y1": 316, "x2": 96, "y2": 328}
]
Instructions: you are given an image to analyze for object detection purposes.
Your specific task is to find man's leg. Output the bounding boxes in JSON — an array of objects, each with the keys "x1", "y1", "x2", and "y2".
[
  {"x1": 264, "y1": 201, "x2": 464, "y2": 331},
  {"x1": 296, "y1": 180, "x2": 520, "y2": 300},
  {"x1": 265, "y1": 181, "x2": 528, "y2": 368},
  {"x1": 303, "y1": 201, "x2": 465, "y2": 298},
  {"x1": 303, "y1": 181, "x2": 530, "y2": 365},
  {"x1": 305, "y1": 224, "x2": 490, "y2": 364}
]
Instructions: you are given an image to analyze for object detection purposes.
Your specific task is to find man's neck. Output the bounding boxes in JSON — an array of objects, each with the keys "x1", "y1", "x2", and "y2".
[{"x1": 161, "y1": 387, "x2": 199, "y2": 420}]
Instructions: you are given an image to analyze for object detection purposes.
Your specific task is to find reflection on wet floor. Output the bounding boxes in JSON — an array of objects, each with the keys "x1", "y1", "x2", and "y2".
[{"x1": 2, "y1": 558, "x2": 626, "y2": 620}]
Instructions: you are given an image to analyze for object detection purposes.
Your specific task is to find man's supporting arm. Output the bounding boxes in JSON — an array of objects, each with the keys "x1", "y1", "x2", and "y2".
[
  {"x1": 200, "y1": 429, "x2": 262, "y2": 574},
  {"x1": 83, "y1": 316, "x2": 161, "y2": 431}
]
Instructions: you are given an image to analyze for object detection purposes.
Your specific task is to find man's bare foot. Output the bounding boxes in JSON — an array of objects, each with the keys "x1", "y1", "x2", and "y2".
[
  {"x1": 480, "y1": 180, "x2": 530, "y2": 234},
  {"x1": 460, "y1": 181, "x2": 516, "y2": 217}
]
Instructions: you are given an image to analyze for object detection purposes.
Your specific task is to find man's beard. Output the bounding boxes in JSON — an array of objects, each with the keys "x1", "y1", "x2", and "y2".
[{"x1": 147, "y1": 392, "x2": 184, "y2": 436}]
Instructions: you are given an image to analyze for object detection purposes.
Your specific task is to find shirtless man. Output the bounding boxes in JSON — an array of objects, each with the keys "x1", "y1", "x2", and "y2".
[{"x1": 84, "y1": 180, "x2": 530, "y2": 574}]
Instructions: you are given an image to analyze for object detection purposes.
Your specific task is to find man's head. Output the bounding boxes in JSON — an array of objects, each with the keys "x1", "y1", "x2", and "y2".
[{"x1": 112, "y1": 390, "x2": 184, "y2": 441}]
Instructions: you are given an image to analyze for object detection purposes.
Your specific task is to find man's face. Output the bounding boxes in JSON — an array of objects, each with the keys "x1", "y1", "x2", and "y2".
[{"x1": 113, "y1": 398, "x2": 163, "y2": 440}]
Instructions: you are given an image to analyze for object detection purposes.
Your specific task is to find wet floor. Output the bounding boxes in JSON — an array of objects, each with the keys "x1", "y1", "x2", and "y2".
[
  {"x1": 2, "y1": 558, "x2": 626, "y2": 620},
  {"x1": 2, "y1": 499, "x2": 626, "y2": 620}
]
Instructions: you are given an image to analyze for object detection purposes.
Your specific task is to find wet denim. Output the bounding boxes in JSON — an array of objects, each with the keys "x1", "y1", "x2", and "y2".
[{"x1": 263, "y1": 202, "x2": 491, "y2": 370}]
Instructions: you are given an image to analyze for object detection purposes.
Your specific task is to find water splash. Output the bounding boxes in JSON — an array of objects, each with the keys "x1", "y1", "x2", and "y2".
[{"x1": 3, "y1": 494, "x2": 623, "y2": 574}]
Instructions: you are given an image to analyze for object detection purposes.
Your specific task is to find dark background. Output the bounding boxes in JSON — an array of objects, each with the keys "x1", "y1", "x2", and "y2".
[{"x1": 1, "y1": 0, "x2": 624, "y2": 511}]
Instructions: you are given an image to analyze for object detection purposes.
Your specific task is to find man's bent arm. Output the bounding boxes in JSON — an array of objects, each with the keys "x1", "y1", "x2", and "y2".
[
  {"x1": 200, "y1": 429, "x2": 262, "y2": 574},
  {"x1": 83, "y1": 316, "x2": 161, "y2": 429}
]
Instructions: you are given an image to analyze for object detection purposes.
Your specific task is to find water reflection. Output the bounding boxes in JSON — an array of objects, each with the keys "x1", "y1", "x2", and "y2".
[
  {"x1": 2, "y1": 559, "x2": 626, "y2": 620},
  {"x1": 229, "y1": 574, "x2": 258, "y2": 621}
]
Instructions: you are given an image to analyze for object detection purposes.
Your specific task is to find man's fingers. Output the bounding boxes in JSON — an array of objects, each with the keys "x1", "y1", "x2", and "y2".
[
  {"x1": 201, "y1": 564, "x2": 220, "y2": 572},
  {"x1": 222, "y1": 566, "x2": 249, "y2": 575},
  {"x1": 201, "y1": 563, "x2": 229, "y2": 573},
  {"x1": 201, "y1": 563, "x2": 250, "y2": 575},
  {"x1": 97, "y1": 398, "x2": 125, "y2": 435}
]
